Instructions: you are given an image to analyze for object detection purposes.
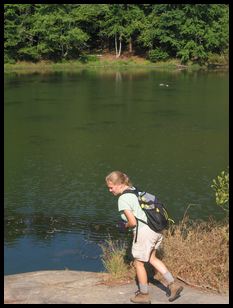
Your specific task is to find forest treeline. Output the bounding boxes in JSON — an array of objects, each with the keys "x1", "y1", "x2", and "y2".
[{"x1": 4, "y1": 4, "x2": 229, "y2": 65}]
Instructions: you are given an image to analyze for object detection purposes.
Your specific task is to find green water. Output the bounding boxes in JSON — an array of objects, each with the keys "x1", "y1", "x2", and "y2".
[{"x1": 4, "y1": 68, "x2": 229, "y2": 274}]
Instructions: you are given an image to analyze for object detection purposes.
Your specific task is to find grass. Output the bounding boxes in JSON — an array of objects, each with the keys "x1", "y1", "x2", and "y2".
[
  {"x1": 99, "y1": 237, "x2": 135, "y2": 282},
  {"x1": 4, "y1": 52, "x2": 229, "y2": 74},
  {"x1": 4, "y1": 56, "x2": 202, "y2": 74},
  {"x1": 99, "y1": 216, "x2": 229, "y2": 293},
  {"x1": 159, "y1": 216, "x2": 229, "y2": 293}
]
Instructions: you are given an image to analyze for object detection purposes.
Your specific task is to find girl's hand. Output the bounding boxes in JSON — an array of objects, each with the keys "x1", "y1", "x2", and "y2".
[{"x1": 117, "y1": 220, "x2": 127, "y2": 232}]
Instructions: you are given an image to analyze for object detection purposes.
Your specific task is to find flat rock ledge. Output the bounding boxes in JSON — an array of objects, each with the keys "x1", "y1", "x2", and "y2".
[{"x1": 4, "y1": 270, "x2": 229, "y2": 304}]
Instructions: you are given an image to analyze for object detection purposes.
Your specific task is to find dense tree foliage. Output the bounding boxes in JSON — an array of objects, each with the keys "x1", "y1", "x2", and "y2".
[{"x1": 4, "y1": 4, "x2": 229, "y2": 64}]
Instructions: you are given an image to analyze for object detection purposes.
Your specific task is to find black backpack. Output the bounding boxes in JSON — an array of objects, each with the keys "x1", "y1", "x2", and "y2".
[{"x1": 121, "y1": 188, "x2": 174, "y2": 241}]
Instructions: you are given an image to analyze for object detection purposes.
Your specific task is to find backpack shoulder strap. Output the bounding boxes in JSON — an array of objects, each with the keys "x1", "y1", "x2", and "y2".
[{"x1": 121, "y1": 187, "x2": 139, "y2": 196}]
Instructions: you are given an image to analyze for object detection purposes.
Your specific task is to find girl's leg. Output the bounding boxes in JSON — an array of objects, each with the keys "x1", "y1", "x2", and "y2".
[
  {"x1": 149, "y1": 249, "x2": 183, "y2": 302},
  {"x1": 133, "y1": 259, "x2": 148, "y2": 289},
  {"x1": 130, "y1": 259, "x2": 151, "y2": 303},
  {"x1": 149, "y1": 249, "x2": 169, "y2": 275}
]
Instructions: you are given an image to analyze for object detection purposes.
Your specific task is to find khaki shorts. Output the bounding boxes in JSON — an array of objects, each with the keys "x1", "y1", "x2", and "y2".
[{"x1": 132, "y1": 224, "x2": 163, "y2": 262}]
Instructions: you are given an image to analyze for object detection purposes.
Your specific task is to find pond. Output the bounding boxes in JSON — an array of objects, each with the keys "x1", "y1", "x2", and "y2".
[{"x1": 4, "y1": 68, "x2": 229, "y2": 275}]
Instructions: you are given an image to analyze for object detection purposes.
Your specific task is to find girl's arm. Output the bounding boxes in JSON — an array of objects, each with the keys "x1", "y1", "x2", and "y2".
[{"x1": 123, "y1": 209, "x2": 137, "y2": 228}]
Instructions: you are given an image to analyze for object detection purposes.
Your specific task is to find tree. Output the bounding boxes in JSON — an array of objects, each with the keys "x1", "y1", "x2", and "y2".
[
  {"x1": 4, "y1": 4, "x2": 229, "y2": 64},
  {"x1": 138, "y1": 4, "x2": 229, "y2": 64},
  {"x1": 99, "y1": 4, "x2": 126, "y2": 58},
  {"x1": 4, "y1": 4, "x2": 36, "y2": 61},
  {"x1": 31, "y1": 4, "x2": 89, "y2": 61},
  {"x1": 122, "y1": 5, "x2": 145, "y2": 54}
]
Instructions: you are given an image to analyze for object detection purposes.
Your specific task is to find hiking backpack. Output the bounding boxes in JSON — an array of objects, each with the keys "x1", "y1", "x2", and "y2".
[{"x1": 121, "y1": 188, "x2": 174, "y2": 235}]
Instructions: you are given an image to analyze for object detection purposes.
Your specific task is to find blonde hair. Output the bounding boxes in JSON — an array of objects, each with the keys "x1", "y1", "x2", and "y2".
[{"x1": 105, "y1": 171, "x2": 132, "y2": 186}]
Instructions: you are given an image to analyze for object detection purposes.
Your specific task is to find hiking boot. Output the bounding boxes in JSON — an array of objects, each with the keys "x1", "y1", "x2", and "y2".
[
  {"x1": 130, "y1": 291, "x2": 151, "y2": 304},
  {"x1": 167, "y1": 282, "x2": 183, "y2": 302}
]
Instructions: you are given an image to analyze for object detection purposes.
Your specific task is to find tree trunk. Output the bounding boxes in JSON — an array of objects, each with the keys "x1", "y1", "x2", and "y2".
[
  {"x1": 115, "y1": 34, "x2": 118, "y2": 58},
  {"x1": 64, "y1": 45, "x2": 68, "y2": 58},
  {"x1": 61, "y1": 44, "x2": 64, "y2": 58},
  {"x1": 116, "y1": 35, "x2": 122, "y2": 58},
  {"x1": 128, "y1": 37, "x2": 133, "y2": 54}
]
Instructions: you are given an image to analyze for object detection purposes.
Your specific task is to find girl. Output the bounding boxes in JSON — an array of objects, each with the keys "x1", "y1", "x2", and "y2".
[{"x1": 105, "y1": 171, "x2": 183, "y2": 304}]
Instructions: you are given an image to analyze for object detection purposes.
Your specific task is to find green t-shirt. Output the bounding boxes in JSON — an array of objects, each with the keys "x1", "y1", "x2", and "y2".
[{"x1": 118, "y1": 190, "x2": 148, "y2": 231}]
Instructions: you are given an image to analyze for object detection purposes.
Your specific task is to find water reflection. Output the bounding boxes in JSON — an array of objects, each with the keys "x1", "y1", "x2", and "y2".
[
  {"x1": 4, "y1": 209, "x2": 130, "y2": 275},
  {"x1": 4, "y1": 210, "x2": 125, "y2": 246},
  {"x1": 28, "y1": 135, "x2": 55, "y2": 145},
  {"x1": 5, "y1": 100, "x2": 23, "y2": 106}
]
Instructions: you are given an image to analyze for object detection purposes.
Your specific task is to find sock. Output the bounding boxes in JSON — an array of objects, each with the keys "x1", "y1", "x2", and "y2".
[
  {"x1": 163, "y1": 271, "x2": 174, "y2": 284},
  {"x1": 139, "y1": 283, "x2": 148, "y2": 294}
]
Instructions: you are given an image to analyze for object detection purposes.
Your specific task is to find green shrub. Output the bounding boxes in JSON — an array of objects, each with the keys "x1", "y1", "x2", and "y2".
[
  {"x1": 4, "y1": 54, "x2": 16, "y2": 64},
  {"x1": 148, "y1": 49, "x2": 169, "y2": 62},
  {"x1": 211, "y1": 169, "x2": 229, "y2": 212}
]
